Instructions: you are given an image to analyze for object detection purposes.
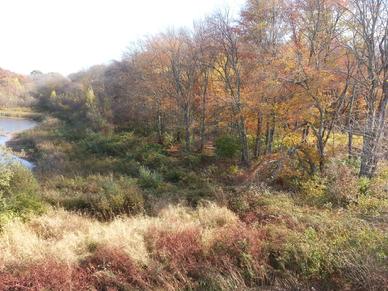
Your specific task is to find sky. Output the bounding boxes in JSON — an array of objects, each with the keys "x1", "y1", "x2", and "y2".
[{"x1": 0, "y1": 0, "x2": 245, "y2": 76}]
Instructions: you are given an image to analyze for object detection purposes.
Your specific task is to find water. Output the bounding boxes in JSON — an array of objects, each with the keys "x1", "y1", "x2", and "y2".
[{"x1": 0, "y1": 117, "x2": 38, "y2": 169}]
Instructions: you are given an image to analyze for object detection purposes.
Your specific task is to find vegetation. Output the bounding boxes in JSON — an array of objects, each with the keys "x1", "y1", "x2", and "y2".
[
  {"x1": 0, "y1": 107, "x2": 43, "y2": 120},
  {"x1": 0, "y1": 0, "x2": 387, "y2": 289},
  {"x1": 0, "y1": 68, "x2": 34, "y2": 108}
]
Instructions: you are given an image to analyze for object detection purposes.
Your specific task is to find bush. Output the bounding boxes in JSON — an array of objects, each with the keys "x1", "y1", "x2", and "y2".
[
  {"x1": 351, "y1": 195, "x2": 388, "y2": 217},
  {"x1": 0, "y1": 259, "x2": 89, "y2": 290},
  {"x1": 134, "y1": 143, "x2": 169, "y2": 169},
  {"x1": 138, "y1": 166, "x2": 163, "y2": 189},
  {"x1": 215, "y1": 135, "x2": 240, "y2": 159},
  {"x1": 164, "y1": 168, "x2": 185, "y2": 183},
  {"x1": 0, "y1": 164, "x2": 45, "y2": 220},
  {"x1": 325, "y1": 162, "x2": 359, "y2": 207},
  {"x1": 208, "y1": 224, "x2": 267, "y2": 286},
  {"x1": 81, "y1": 132, "x2": 138, "y2": 157},
  {"x1": 118, "y1": 159, "x2": 141, "y2": 177},
  {"x1": 182, "y1": 154, "x2": 203, "y2": 169},
  {"x1": 146, "y1": 227, "x2": 204, "y2": 279},
  {"x1": 48, "y1": 175, "x2": 144, "y2": 220},
  {"x1": 298, "y1": 161, "x2": 360, "y2": 208},
  {"x1": 83, "y1": 246, "x2": 149, "y2": 290},
  {"x1": 369, "y1": 165, "x2": 388, "y2": 198},
  {"x1": 358, "y1": 177, "x2": 371, "y2": 195},
  {"x1": 298, "y1": 175, "x2": 328, "y2": 207}
]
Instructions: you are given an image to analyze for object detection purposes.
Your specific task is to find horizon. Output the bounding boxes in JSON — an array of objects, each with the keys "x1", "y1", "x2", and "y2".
[{"x1": 0, "y1": 0, "x2": 244, "y2": 76}]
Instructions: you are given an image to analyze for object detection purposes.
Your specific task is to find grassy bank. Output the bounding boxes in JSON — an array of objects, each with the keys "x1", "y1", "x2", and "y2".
[{"x1": 0, "y1": 107, "x2": 44, "y2": 121}]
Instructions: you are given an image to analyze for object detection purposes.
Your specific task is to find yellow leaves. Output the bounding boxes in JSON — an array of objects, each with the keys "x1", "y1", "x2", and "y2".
[
  {"x1": 50, "y1": 90, "x2": 57, "y2": 99},
  {"x1": 282, "y1": 132, "x2": 302, "y2": 147},
  {"x1": 85, "y1": 87, "x2": 96, "y2": 105}
]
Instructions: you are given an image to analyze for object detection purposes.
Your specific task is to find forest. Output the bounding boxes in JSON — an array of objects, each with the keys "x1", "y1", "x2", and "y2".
[{"x1": 0, "y1": 0, "x2": 387, "y2": 290}]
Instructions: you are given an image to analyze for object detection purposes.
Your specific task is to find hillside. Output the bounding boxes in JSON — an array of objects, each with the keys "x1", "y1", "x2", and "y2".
[{"x1": 0, "y1": 0, "x2": 387, "y2": 290}]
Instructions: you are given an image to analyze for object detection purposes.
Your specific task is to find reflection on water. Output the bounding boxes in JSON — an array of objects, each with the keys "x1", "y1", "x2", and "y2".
[{"x1": 0, "y1": 117, "x2": 38, "y2": 169}]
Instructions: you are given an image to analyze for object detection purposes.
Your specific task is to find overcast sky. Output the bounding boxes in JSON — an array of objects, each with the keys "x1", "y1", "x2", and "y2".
[{"x1": 0, "y1": 0, "x2": 245, "y2": 76}]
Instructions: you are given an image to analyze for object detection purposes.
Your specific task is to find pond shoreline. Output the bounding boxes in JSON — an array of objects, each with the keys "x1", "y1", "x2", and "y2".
[
  {"x1": 0, "y1": 116, "x2": 39, "y2": 168},
  {"x1": 0, "y1": 107, "x2": 44, "y2": 121}
]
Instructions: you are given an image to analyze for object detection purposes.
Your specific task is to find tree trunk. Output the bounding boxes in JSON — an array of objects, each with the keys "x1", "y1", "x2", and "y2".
[
  {"x1": 238, "y1": 115, "x2": 250, "y2": 166},
  {"x1": 265, "y1": 118, "x2": 270, "y2": 154},
  {"x1": 183, "y1": 103, "x2": 191, "y2": 152},
  {"x1": 156, "y1": 97, "x2": 163, "y2": 144},
  {"x1": 347, "y1": 89, "x2": 355, "y2": 159},
  {"x1": 301, "y1": 124, "x2": 309, "y2": 143},
  {"x1": 317, "y1": 136, "x2": 325, "y2": 172},
  {"x1": 266, "y1": 113, "x2": 275, "y2": 154},
  {"x1": 254, "y1": 111, "x2": 263, "y2": 157},
  {"x1": 199, "y1": 75, "x2": 208, "y2": 152},
  {"x1": 360, "y1": 79, "x2": 387, "y2": 177}
]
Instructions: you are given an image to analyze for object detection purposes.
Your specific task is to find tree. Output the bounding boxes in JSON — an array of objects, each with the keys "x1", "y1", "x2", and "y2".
[
  {"x1": 208, "y1": 11, "x2": 251, "y2": 165},
  {"x1": 240, "y1": 0, "x2": 289, "y2": 157},
  {"x1": 346, "y1": 0, "x2": 388, "y2": 177},
  {"x1": 164, "y1": 30, "x2": 200, "y2": 152},
  {"x1": 287, "y1": 0, "x2": 352, "y2": 171}
]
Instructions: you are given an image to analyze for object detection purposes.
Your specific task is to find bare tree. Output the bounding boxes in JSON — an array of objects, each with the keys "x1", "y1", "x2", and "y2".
[
  {"x1": 289, "y1": 0, "x2": 352, "y2": 171},
  {"x1": 163, "y1": 30, "x2": 201, "y2": 152},
  {"x1": 346, "y1": 0, "x2": 388, "y2": 177},
  {"x1": 194, "y1": 21, "x2": 216, "y2": 152},
  {"x1": 208, "y1": 11, "x2": 250, "y2": 165}
]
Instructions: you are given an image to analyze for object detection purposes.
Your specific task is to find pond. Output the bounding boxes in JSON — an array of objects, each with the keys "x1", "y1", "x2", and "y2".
[{"x1": 0, "y1": 117, "x2": 38, "y2": 169}]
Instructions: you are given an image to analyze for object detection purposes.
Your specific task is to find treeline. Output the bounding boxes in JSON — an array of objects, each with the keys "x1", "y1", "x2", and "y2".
[
  {"x1": 0, "y1": 68, "x2": 34, "y2": 107},
  {"x1": 32, "y1": 0, "x2": 387, "y2": 178}
]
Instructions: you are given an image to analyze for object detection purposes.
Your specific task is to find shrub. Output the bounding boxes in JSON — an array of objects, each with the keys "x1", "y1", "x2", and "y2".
[
  {"x1": 278, "y1": 222, "x2": 388, "y2": 289},
  {"x1": 0, "y1": 164, "x2": 45, "y2": 220},
  {"x1": 208, "y1": 224, "x2": 267, "y2": 286},
  {"x1": 298, "y1": 175, "x2": 328, "y2": 207},
  {"x1": 143, "y1": 151, "x2": 168, "y2": 169},
  {"x1": 83, "y1": 246, "x2": 149, "y2": 290},
  {"x1": 358, "y1": 177, "x2": 371, "y2": 195},
  {"x1": 134, "y1": 143, "x2": 169, "y2": 169},
  {"x1": 138, "y1": 166, "x2": 163, "y2": 189},
  {"x1": 146, "y1": 227, "x2": 204, "y2": 278},
  {"x1": 50, "y1": 175, "x2": 144, "y2": 220},
  {"x1": 182, "y1": 154, "x2": 202, "y2": 168},
  {"x1": 164, "y1": 168, "x2": 185, "y2": 183},
  {"x1": 81, "y1": 132, "x2": 138, "y2": 157},
  {"x1": 162, "y1": 132, "x2": 175, "y2": 147},
  {"x1": 0, "y1": 260, "x2": 89, "y2": 290},
  {"x1": 369, "y1": 165, "x2": 388, "y2": 198},
  {"x1": 116, "y1": 158, "x2": 141, "y2": 177},
  {"x1": 229, "y1": 164, "x2": 240, "y2": 175},
  {"x1": 0, "y1": 164, "x2": 39, "y2": 197},
  {"x1": 351, "y1": 195, "x2": 388, "y2": 217},
  {"x1": 298, "y1": 161, "x2": 360, "y2": 208},
  {"x1": 325, "y1": 161, "x2": 359, "y2": 207},
  {"x1": 215, "y1": 135, "x2": 240, "y2": 159}
]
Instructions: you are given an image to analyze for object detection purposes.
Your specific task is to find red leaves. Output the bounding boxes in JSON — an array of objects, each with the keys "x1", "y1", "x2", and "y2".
[
  {"x1": 0, "y1": 260, "x2": 89, "y2": 291},
  {"x1": 147, "y1": 227, "x2": 204, "y2": 277},
  {"x1": 83, "y1": 246, "x2": 150, "y2": 290}
]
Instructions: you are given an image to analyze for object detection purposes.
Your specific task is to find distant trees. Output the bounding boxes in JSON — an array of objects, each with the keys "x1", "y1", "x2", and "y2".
[
  {"x1": 0, "y1": 68, "x2": 34, "y2": 107},
  {"x1": 32, "y1": 0, "x2": 388, "y2": 176}
]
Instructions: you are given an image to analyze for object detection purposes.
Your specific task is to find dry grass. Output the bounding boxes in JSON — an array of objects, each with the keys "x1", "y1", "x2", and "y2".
[
  {"x1": 0, "y1": 107, "x2": 43, "y2": 120},
  {"x1": 0, "y1": 198, "x2": 386, "y2": 290},
  {"x1": 0, "y1": 204, "x2": 237, "y2": 271}
]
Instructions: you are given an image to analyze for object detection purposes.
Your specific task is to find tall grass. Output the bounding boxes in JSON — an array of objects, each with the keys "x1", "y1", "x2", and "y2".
[{"x1": 0, "y1": 200, "x2": 386, "y2": 290}]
